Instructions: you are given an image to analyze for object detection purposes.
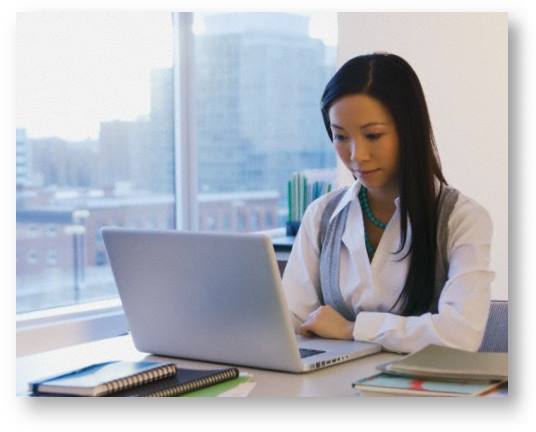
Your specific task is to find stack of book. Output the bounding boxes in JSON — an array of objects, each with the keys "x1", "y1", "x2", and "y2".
[
  {"x1": 29, "y1": 360, "x2": 245, "y2": 397},
  {"x1": 287, "y1": 172, "x2": 332, "y2": 225},
  {"x1": 352, "y1": 345, "x2": 508, "y2": 397}
]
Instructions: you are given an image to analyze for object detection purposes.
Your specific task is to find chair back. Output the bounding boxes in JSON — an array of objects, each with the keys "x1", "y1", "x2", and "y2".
[{"x1": 479, "y1": 300, "x2": 508, "y2": 352}]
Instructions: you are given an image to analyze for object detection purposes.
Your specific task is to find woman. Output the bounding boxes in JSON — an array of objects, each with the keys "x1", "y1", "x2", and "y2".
[{"x1": 282, "y1": 53, "x2": 494, "y2": 353}]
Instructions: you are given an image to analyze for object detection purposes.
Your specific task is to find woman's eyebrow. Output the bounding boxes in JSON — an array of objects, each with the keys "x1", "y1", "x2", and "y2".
[
  {"x1": 331, "y1": 122, "x2": 387, "y2": 130},
  {"x1": 360, "y1": 122, "x2": 387, "y2": 129},
  {"x1": 331, "y1": 123, "x2": 346, "y2": 130}
]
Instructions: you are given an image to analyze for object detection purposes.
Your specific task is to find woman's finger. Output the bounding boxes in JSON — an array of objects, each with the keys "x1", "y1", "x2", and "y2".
[{"x1": 299, "y1": 319, "x2": 316, "y2": 335}]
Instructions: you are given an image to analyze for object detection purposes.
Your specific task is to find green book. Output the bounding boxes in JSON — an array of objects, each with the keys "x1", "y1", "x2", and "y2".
[{"x1": 184, "y1": 374, "x2": 252, "y2": 397}]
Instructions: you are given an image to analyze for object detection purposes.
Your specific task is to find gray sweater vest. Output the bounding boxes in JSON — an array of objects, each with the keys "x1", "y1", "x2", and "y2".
[{"x1": 317, "y1": 185, "x2": 459, "y2": 321}]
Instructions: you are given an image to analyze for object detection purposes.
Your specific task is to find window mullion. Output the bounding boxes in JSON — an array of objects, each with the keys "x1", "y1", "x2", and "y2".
[{"x1": 173, "y1": 12, "x2": 198, "y2": 231}]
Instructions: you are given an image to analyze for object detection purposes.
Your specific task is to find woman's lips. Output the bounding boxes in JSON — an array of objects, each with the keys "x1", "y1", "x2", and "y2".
[{"x1": 356, "y1": 169, "x2": 380, "y2": 178}]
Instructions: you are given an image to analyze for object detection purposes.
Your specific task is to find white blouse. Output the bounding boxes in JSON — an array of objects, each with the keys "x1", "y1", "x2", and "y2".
[{"x1": 281, "y1": 179, "x2": 495, "y2": 353}]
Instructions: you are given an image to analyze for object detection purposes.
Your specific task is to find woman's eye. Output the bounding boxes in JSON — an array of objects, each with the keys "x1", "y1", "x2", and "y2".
[
  {"x1": 333, "y1": 134, "x2": 348, "y2": 141},
  {"x1": 366, "y1": 133, "x2": 383, "y2": 141}
]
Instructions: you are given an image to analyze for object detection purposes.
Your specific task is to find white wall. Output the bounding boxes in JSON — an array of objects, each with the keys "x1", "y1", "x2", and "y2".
[{"x1": 336, "y1": 13, "x2": 508, "y2": 300}]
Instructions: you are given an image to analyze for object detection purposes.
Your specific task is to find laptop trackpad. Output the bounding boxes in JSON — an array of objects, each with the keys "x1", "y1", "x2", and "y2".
[{"x1": 299, "y1": 348, "x2": 326, "y2": 358}]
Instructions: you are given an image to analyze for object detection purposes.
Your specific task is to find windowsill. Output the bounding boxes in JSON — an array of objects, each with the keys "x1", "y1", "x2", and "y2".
[
  {"x1": 17, "y1": 298, "x2": 128, "y2": 357},
  {"x1": 256, "y1": 226, "x2": 286, "y2": 238},
  {"x1": 17, "y1": 298, "x2": 123, "y2": 327}
]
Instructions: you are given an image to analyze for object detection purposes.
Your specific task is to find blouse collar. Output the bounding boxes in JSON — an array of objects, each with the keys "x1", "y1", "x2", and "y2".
[
  {"x1": 329, "y1": 176, "x2": 443, "y2": 223},
  {"x1": 329, "y1": 179, "x2": 401, "y2": 223}
]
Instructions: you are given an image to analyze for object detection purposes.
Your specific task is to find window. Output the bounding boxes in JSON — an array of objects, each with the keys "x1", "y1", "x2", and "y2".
[
  {"x1": 28, "y1": 225, "x2": 39, "y2": 238},
  {"x1": 16, "y1": 11, "x2": 338, "y2": 317},
  {"x1": 193, "y1": 12, "x2": 338, "y2": 232},
  {"x1": 205, "y1": 215, "x2": 217, "y2": 231},
  {"x1": 250, "y1": 210, "x2": 260, "y2": 231},
  {"x1": 27, "y1": 250, "x2": 38, "y2": 265},
  {"x1": 237, "y1": 211, "x2": 247, "y2": 231},
  {"x1": 222, "y1": 212, "x2": 231, "y2": 230},
  {"x1": 47, "y1": 249, "x2": 58, "y2": 266},
  {"x1": 264, "y1": 210, "x2": 274, "y2": 227},
  {"x1": 16, "y1": 12, "x2": 174, "y2": 314}
]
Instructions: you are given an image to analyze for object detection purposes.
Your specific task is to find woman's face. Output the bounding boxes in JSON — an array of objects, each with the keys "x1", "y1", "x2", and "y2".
[{"x1": 328, "y1": 93, "x2": 400, "y2": 194}]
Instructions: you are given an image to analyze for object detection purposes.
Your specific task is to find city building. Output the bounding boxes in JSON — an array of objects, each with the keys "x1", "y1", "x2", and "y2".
[
  {"x1": 149, "y1": 68, "x2": 175, "y2": 194},
  {"x1": 98, "y1": 119, "x2": 152, "y2": 190},
  {"x1": 194, "y1": 13, "x2": 336, "y2": 205},
  {"x1": 16, "y1": 128, "x2": 31, "y2": 187}
]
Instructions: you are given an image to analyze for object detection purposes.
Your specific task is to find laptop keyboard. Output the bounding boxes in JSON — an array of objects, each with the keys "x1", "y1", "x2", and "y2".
[{"x1": 299, "y1": 348, "x2": 326, "y2": 358}]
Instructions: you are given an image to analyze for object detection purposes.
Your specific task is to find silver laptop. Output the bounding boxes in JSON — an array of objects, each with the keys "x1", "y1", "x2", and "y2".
[{"x1": 101, "y1": 228, "x2": 381, "y2": 373}]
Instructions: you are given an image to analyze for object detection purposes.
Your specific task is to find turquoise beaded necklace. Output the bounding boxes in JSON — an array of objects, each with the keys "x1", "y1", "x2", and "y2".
[{"x1": 358, "y1": 186, "x2": 387, "y2": 258}]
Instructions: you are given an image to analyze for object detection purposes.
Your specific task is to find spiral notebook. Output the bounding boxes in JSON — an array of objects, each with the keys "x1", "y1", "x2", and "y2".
[
  {"x1": 112, "y1": 367, "x2": 240, "y2": 397},
  {"x1": 29, "y1": 361, "x2": 177, "y2": 396}
]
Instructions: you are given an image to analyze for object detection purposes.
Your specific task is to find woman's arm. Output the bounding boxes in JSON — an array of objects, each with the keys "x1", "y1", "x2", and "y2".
[
  {"x1": 353, "y1": 197, "x2": 495, "y2": 353},
  {"x1": 281, "y1": 198, "x2": 327, "y2": 332}
]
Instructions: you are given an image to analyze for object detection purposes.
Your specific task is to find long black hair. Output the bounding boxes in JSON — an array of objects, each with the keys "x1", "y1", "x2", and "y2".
[{"x1": 321, "y1": 53, "x2": 447, "y2": 316}]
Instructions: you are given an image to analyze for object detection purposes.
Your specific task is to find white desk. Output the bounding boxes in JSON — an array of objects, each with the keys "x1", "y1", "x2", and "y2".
[{"x1": 17, "y1": 335, "x2": 402, "y2": 397}]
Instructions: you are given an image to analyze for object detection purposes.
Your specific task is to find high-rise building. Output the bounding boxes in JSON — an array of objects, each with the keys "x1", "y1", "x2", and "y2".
[
  {"x1": 92, "y1": 68, "x2": 175, "y2": 194},
  {"x1": 194, "y1": 13, "x2": 336, "y2": 204},
  {"x1": 98, "y1": 119, "x2": 151, "y2": 190},
  {"x1": 149, "y1": 68, "x2": 175, "y2": 194},
  {"x1": 16, "y1": 128, "x2": 31, "y2": 187}
]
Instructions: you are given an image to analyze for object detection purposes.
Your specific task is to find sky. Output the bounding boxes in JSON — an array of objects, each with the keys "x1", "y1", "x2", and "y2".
[{"x1": 16, "y1": 12, "x2": 337, "y2": 142}]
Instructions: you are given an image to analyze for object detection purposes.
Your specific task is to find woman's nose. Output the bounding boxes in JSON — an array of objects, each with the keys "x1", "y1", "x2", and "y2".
[{"x1": 350, "y1": 140, "x2": 371, "y2": 162}]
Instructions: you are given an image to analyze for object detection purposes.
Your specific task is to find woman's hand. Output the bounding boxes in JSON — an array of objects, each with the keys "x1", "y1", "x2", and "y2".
[{"x1": 298, "y1": 305, "x2": 354, "y2": 340}]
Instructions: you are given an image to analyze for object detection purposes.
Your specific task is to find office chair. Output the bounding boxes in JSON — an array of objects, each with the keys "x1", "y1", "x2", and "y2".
[{"x1": 479, "y1": 300, "x2": 508, "y2": 352}]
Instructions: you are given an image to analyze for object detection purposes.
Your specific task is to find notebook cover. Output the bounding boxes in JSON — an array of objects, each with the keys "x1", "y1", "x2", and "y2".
[
  {"x1": 353, "y1": 372, "x2": 505, "y2": 397},
  {"x1": 29, "y1": 361, "x2": 176, "y2": 396},
  {"x1": 379, "y1": 345, "x2": 508, "y2": 381},
  {"x1": 111, "y1": 367, "x2": 240, "y2": 397},
  {"x1": 184, "y1": 374, "x2": 254, "y2": 397}
]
